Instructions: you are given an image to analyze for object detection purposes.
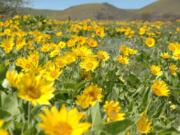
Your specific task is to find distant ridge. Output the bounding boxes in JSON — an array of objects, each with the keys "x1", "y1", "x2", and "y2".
[
  {"x1": 18, "y1": 0, "x2": 180, "y2": 20},
  {"x1": 139, "y1": 0, "x2": 180, "y2": 19},
  {"x1": 59, "y1": 3, "x2": 137, "y2": 20}
]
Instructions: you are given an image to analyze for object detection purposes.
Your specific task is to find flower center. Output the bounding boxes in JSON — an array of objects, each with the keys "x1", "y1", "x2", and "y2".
[
  {"x1": 27, "y1": 86, "x2": 41, "y2": 99},
  {"x1": 109, "y1": 111, "x2": 118, "y2": 118},
  {"x1": 53, "y1": 122, "x2": 72, "y2": 135},
  {"x1": 148, "y1": 40, "x2": 153, "y2": 45},
  {"x1": 87, "y1": 62, "x2": 93, "y2": 69}
]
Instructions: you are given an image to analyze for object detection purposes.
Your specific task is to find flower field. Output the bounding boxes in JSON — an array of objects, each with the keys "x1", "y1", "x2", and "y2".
[{"x1": 0, "y1": 16, "x2": 179, "y2": 135}]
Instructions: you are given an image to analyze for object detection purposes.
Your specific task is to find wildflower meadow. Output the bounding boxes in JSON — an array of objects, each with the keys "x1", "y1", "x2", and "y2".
[{"x1": 0, "y1": 16, "x2": 179, "y2": 135}]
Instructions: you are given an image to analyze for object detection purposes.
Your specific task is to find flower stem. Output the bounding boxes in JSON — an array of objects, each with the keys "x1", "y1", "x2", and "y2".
[{"x1": 28, "y1": 102, "x2": 31, "y2": 128}]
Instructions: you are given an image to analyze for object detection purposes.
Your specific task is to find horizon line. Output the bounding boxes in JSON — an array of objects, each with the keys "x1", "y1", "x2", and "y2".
[{"x1": 26, "y1": 1, "x2": 155, "y2": 11}]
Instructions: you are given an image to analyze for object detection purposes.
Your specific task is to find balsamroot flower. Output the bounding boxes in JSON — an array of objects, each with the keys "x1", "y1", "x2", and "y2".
[
  {"x1": 117, "y1": 55, "x2": 129, "y2": 65},
  {"x1": 80, "y1": 57, "x2": 99, "y2": 72},
  {"x1": 0, "y1": 120, "x2": 8, "y2": 135},
  {"x1": 39, "y1": 105, "x2": 91, "y2": 135},
  {"x1": 6, "y1": 71, "x2": 55, "y2": 106},
  {"x1": 103, "y1": 101, "x2": 125, "y2": 122},
  {"x1": 136, "y1": 113, "x2": 152, "y2": 134},
  {"x1": 150, "y1": 65, "x2": 162, "y2": 77},
  {"x1": 151, "y1": 80, "x2": 170, "y2": 97},
  {"x1": 145, "y1": 37, "x2": 155, "y2": 48},
  {"x1": 76, "y1": 84, "x2": 103, "y2": 109}
]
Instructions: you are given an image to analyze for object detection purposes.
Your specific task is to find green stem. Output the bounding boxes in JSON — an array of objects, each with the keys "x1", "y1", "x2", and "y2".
[
  {"x1": 144, "y1": 88, "x2": 152, "y2": 113},
  {"x1": 27, "y1": 102, "x2": 31, "y2": 128}
]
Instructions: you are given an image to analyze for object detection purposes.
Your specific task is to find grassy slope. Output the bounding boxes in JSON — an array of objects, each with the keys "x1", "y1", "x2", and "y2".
[
  {"x1": 58, "y1": 3, "x2": 136, "y2": 20},
  {"x1": 18, "y1": 3, "x2": 137, "y2": 20},
  {"x1": 18, "y1": 0, "x2": 180, "y2": 20},
  {"x1": 139, "y1": 0, "x2": 180, "y2": 16},
  {"x1": 18, "y1": 8, "x2": 62, "y2": 18}
]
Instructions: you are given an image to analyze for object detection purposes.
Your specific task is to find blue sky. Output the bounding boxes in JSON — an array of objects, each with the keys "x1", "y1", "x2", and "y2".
[{"x1": 29, "y1": 0, "x2": 157, "y2": 10}]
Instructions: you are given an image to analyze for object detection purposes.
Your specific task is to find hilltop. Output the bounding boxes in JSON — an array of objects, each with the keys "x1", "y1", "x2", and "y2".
[{"x1": 18, "y1": 0, "x2": 180, "y2": 20}]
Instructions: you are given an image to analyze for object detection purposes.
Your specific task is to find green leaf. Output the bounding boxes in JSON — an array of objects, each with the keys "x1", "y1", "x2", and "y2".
[
  {"x1": 91, "y1": 102, "x2": 103, "y2": 131},
  {"x1": 127, "y1": 73, "x2": 141, "y2": 88},
  {"x1": 158, "y1": 127, "x2": 179, "y2": 135},
  {"x1": 0, "y1": 62, "x2": 7, "y2": 83},
  {"x1": 104, "y1": 119, "x2": 134, "y2": 134},
  {"x1": 0, "y1": 109, "x2": 11, "y2": 119},
  {"x1": 139, "y1": 87, "x2": 151, "y2": 112},
  {"x1": 1, "y1": 91, "x2": 20, "y2": 115},
  {"x1": 23, "y1": 126, "x2": 36, "y2": 135}
]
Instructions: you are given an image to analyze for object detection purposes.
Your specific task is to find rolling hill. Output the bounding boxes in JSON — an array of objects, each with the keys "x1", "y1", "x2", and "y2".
[
  {"x1": 139, "y1": 0, "x2": 180, "y2": 19},
  {"x1": 18, "y1": 0, "x2": 180, "y2": 20},
  {"x1": 19, "y1": 3, "x2": 138, "y2": 20},
  {"x1": 18, "y1": 8, "x2": 62, "y2": 17},
  {"x1": 57, "y1": 3, "x2": 137, "y2": 20}
]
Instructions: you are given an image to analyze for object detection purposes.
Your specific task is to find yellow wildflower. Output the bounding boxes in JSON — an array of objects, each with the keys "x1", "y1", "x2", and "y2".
[
  {"x1": 161, "y1": 52, "x2": 170, "y2": 59},
  {"x1": 16, "y1": 52, "x2": 40, "y2": 72},
  {"x1": 87, "y1": 39, "x2": 98, "y2": 48},
  {"x1": 6, "y1": 70, "x2": 20, "y2": 88},
  {"x1": 49, "y1": 47, "x2": 60, "y2": 58},
  {"x1": 56, "y1": 31, "x2": 62, "y2": 37},
  {"x1": 119, "y1": 45, "x2": 137, "y2": 56},
  {"x1": 58, "y1": 41, "x2": 66, "y2": 48},
  {"x1": 103, "y1": 101, "x2": 125, "y2": 122},
  {"x1": 16, "y1": 37, "x2": 26, "y2": 51},
  {"x1": 55, "y1": 56, "x2": 67, "y2": 69},
  {"x1": 97, "y1": 50, "x2": 109, "y2": 61},
  {"x1": 173, "y1": 50, "x2": 180, "y2": 60},
  {"x1": 151, "y1": 80, "x2": 170, "y2": 97},
  {"x1": 63, "y1": 52, "x2": 77, "y2": 65},
  {"x1": 76, "y1": 84, "x2": 103, "y2": 109},
  {"x1": 139, "y1": 27, "x2": 146, "y2": 35},
  {"x1": 136, "y1": 113, "x2": 152, "y2": 134},
  {"x1": 150, "y1": 65, "x2": 162, "y2": 77},
  {"x1": 80, "y1": 57, "x2": 99, "y2": 72},
  {"x1": 0, "y1": 38, "x2": 14, "y2": 54},
  {"x1": 14, "y1": 72, "x2": 55, "y2": 105},
  {"x1": 72, "y1": 46, "x2": 93, "y2": 58},
  {"x1": 39, "y1": 105, "x2": 91, "y2": 135},
  {"x1": 168, "y1": 43, "x2": 180, "y2": 60},
  {"x1": 145, "y1": 37, "x2": 155, "y2": 48},
  {"x1": 169, "y1": 63, "x2": 178, "y2": 76},
  {"x1": 96, "y1": 28, "x2": 105, "y2": 38},
  {"x1": 117, "y1": 55, "x2": 129, "y2": 65},
  {"x1": 43, "y1": 63, "x2": 62, "y2": 81},
  {"x1": 0, "y1": 120, "x2": 8, "y2": 135}
]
